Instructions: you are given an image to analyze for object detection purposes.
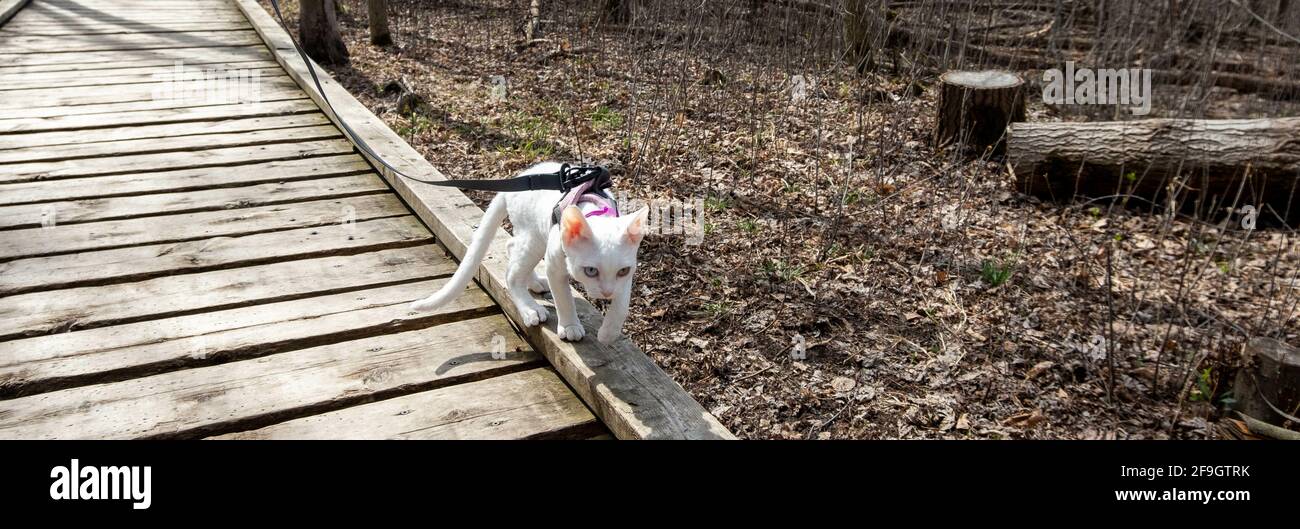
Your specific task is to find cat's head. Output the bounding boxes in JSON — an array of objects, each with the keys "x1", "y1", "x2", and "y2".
[{"x1": 559, "y1": 205, "x2": 650, "y2": 300}]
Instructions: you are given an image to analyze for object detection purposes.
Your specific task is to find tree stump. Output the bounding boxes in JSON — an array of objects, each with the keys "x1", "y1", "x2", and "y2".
[
  {"x1": 935, "y1": 70, "x2": 1026, "y2": 152},
  {"x1": 1232, "y1": 337, "x2": 1300, "y2": 433}
]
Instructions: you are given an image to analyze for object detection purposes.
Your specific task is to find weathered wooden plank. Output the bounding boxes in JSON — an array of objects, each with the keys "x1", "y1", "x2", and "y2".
[
  {"x1": 5, "y1": 11, "x2": 243, "y2": 23},
  {"x1": 0, "y1": 113, "x2": 329, "y2": 150},
  {"x1": 0, "y1": 29, "x2": 265, "y2": 54},
  {"x1": 0, "y1": 59, "x2": 280, "y2": 90},
  {"x1": 0, "y1": 155, "x2": 370, "y2": 206},
  {"x1": 0, "y1": 245, "x2": 455, "y2": 340},
  {"x1": 29, "y1": 0, "x2": 231, "y2": 5},
  {"x1": 211, "y1": 368, "x2": 602, "y2": 440},
  {"x1": 7, "y1": 13, "x2": 243, "y2": 25},
  {"x1": 24, "y1": 5, "x2": 241, "y2": 14},
  {"x1": 0, "y1": 73, "x2": 297, "y2": 110},
  {"x1": 0, "y1": 62, "x2": 281, "y2": 90},
  {"x1": 0, "y1": 194, "x2": 408, "y2": 260},
  {"x1": 26, "y1": 0, "x2": 237, "y2": 8},
  {"x1": 36, "y1": 0, "x2": 230, "y2": 3},
  {"x1": 234, "y1": 0, "x2": 735, "y2": 440},
  {"x1": 0, "y1": 278, "x2": 496, "y2": 397},
  {"x1": 19, "y1": 6, "x2": 239, "y2": 17},
  {"x1": 27, "y1": 1, "x2": 235, "y2": 8},
  {"x1": 0, "y1": 97, "x2": 316, "y2": 134},
  {"x1": 0, "y1": 316, "x2": 539, "y2": 439},
  {"x1": 34, "y1": 0, "x2": 231, "y2": 7},
  {"x1": 0, "y1": 123, "x2": 340, "y2": 164},
  {"x1": 0, "y1": 215, "x2": 431, "y2": 295},
  {"x1": 0, "y1": 46, "x2": 271, "y2": 71},
  {"x1": 15, "y1": 6, "x2": 240, "y2": 15},
  {"x1": 33, "y1": 0, "x2": 232, "y2": 5},
  {"x1": 0, "y1": 174, "x2": 386, "y2": 229},
  {"x1": 0, "y1": 89, "x2": 302, "y2": 120},
  {"x1": 6, "y1": 17, "x2": 251, "y2": 30},
  {"x1": 15, "y1": 8, "x2": 245, "y2": 21},
  {"x1": 0, "y1": 137, "x2": 354, "y2": 183},
  {"x1": 1, "y1": 22, "x2": 251, "y2": 36},
  {"x1": 5, "y1": 17, "x2": 251, "y2": 30}
]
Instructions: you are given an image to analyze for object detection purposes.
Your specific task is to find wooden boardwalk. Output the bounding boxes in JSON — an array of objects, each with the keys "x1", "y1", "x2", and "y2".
[{"x1": 0, "y1": 0, "x2": 732, "y2": 439}]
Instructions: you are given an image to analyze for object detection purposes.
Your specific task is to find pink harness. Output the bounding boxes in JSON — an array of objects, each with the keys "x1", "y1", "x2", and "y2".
[{"x1": 552, "y1": 176, "x2": 619, "y2": 224}]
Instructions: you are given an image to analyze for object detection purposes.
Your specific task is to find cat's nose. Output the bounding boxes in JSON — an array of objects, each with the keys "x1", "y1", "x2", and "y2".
[{"x1": 600, "y1": 289, "x2": 614, "y2": 299}]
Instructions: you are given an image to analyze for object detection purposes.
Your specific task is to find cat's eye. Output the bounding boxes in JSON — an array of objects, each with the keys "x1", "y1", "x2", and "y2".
[
  {"x1": 616, "y1": 267, "x2": 631, "y2": 277},
  {"x1": 583, "y1": 267, "x2": 599, "y2": 278}
]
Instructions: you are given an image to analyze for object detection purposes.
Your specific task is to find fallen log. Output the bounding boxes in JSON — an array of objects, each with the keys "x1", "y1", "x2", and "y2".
[
  {"x1": 1009, "y1": 117, "x2": 1300, "y2": 222},
  {"x1": 1153, "y1": 69, "x2": 1300, "y2": 102}
]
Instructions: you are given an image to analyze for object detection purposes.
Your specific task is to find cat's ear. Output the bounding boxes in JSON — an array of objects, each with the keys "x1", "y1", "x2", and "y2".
[
  {"x1": 560, "y1": 206, "x2": 593, "y2": 246},
  {"x1": 624, "y1": 207, "x2": 650, "y2": 244}
]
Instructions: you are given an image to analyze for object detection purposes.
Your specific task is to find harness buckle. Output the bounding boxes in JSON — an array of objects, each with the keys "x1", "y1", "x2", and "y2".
[{"x1": 558, "y1": 164, "x2": 610, "y2": 193}]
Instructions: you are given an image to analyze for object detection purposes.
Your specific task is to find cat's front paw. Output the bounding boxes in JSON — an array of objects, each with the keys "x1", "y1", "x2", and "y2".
[
  {"x1": 557, "y1": 323, "x2": 585, "y2": 341},
  {"x1": 516, "y1": 302, "x2": 549, "y2": 326},
  {"x1": 597, "y1": 325, "x2": 621, "y2": 345}
]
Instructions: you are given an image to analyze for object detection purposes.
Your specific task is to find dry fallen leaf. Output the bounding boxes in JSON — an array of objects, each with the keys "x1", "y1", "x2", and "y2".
[
  {"x1": 1004, "y1": 409, "x2": 1047, "y2": 429},
  {"x1": 1025, "y1": 361, "x2": 1054, "y2": 380}
]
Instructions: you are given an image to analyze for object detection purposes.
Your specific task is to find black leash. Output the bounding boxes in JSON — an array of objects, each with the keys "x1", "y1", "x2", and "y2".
[{"x1": 265, "y1": 0, "x2": 607, "y2": 194}]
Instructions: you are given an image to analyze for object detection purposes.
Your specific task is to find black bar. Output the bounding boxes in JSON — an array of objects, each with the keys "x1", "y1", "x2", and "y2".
[{"x1": 1, "y1": 441, "x2": 1292, "y2": 518}]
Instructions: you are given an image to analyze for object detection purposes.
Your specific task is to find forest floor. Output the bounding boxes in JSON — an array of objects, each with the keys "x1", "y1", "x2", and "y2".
[{"x1": 264, "y1": 0, "x2": 1300, "y2": 439}]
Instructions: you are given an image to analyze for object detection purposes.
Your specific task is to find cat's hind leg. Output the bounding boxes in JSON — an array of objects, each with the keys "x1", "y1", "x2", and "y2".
[
  {"x1": 528, "y1": 260, "x2": 550, "y2": 294},
  {"x1": 507, "y1": 236, "x2": 549, "y2": 326}
]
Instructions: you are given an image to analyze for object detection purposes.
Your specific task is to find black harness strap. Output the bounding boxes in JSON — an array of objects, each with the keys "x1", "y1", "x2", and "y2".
[
  {"x1": 413, "y1": 163, "x2": 612, "y2": 194},
  {"x1": 265, "y1": 0, "x2": 605, "y2": 194}
]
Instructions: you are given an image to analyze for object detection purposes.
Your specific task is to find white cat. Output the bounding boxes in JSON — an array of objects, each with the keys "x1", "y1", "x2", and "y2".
[{"x1": 410, "y1": 162, "x2": 649, "y2": 344}]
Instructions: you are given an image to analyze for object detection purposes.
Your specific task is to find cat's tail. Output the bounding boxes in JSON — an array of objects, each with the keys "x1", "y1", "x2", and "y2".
[{"x1": 410, "y1": 194, "x2": 508, "y2": 312}]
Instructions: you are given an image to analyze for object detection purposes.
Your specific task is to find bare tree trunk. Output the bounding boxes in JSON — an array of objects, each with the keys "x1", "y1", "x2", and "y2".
[
  {"x1": 843, "y1": 0, "x2": 878, "y2": 72},
  {"x1": 525, "y1": 0, "x2": 542, "y2": 41},
  {"x1": 367, "y1": 0, "x2": 392, "y2": 46},
  {"x1": 601, "y1": 0, "x2": 631, "y2": 24},
  {"x1": 843, "y1": 0, "x2": 903, "y2": 73},
  {"x1": 300, "y1": 0, "x2": 349, "y2": 65}
]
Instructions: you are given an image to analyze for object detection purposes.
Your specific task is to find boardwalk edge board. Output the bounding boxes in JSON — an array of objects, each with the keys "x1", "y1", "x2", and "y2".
[
  {"x1": 0, "y1": 0, "x2": 28, "y2": 26},
  {"x1": 231, "y1": 0, "x2": 733, "y2": 439}
]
